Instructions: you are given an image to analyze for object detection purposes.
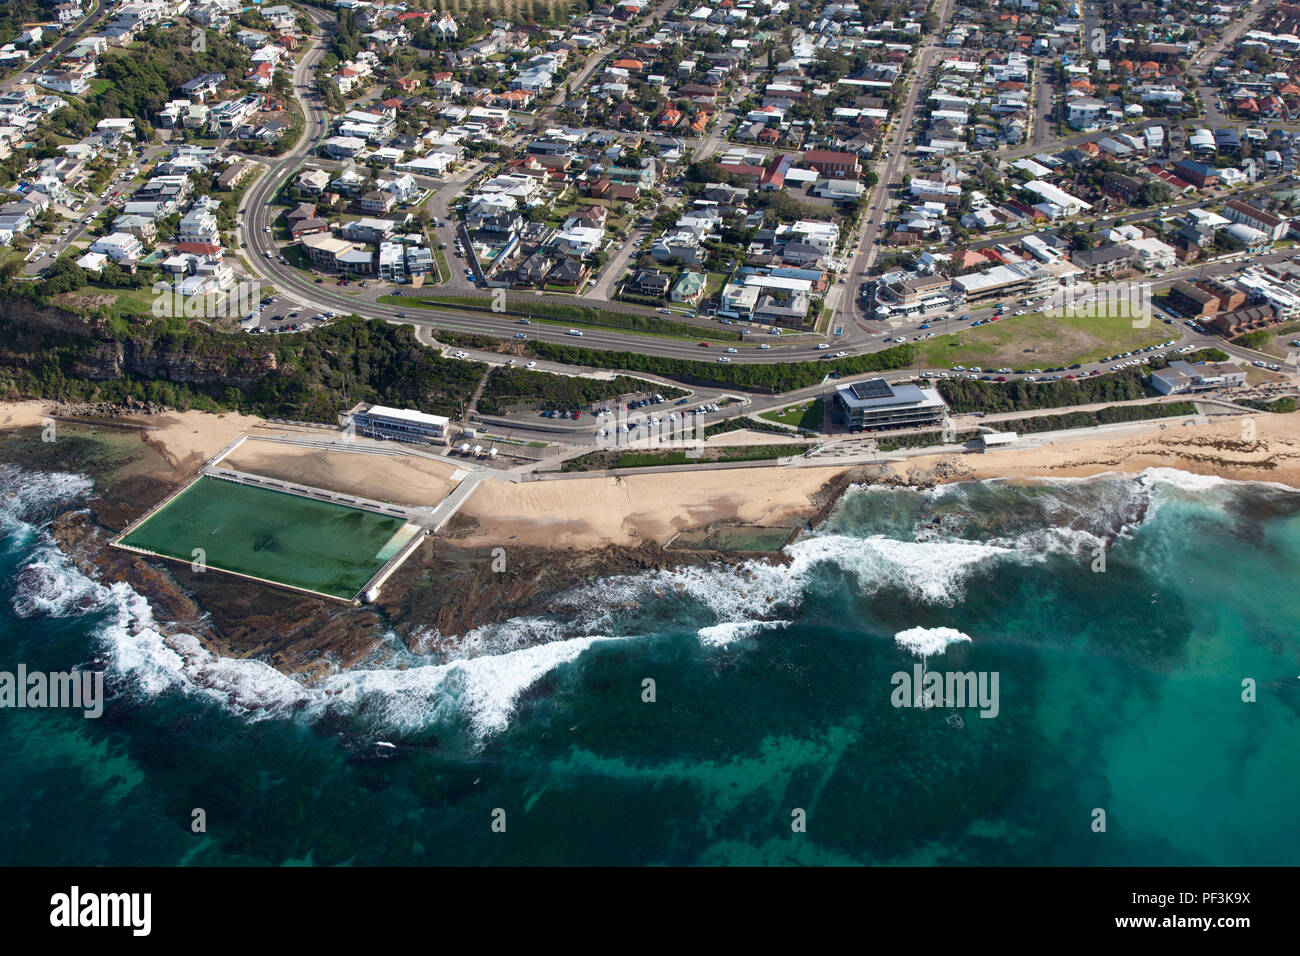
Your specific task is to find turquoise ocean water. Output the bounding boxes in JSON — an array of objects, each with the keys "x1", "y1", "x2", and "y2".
[{"x1": 1, "y1": 463, "x2": 1297, "y2": 865}]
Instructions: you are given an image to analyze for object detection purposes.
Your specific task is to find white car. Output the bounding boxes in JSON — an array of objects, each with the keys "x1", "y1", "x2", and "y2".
[
  {"x1": 834, "y1": 351, "x2": 848, "y2": 358},
  {"x1": 759, "y1": 343, "x2": 771, "y2": 349},
  {"x1": 817, "y1": 343, "x2": 830, "y2": 350},
  {"x1": 717, "y1": 356, "x2": 731, "y2": 363},
  {"x1": 725, "y1": 347, "x2": 738, "y2": 353},
  {"x1": 567, "y1": 329, "x2": 583, "y2": 336},
  {"x1": 525, "y1": 361, "x2": 537, "y2": 368}
]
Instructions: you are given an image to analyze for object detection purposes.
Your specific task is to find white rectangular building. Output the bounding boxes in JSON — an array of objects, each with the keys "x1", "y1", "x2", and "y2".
[{"x1": 349, "y1": 404, "x2": 450, "y2": 444}]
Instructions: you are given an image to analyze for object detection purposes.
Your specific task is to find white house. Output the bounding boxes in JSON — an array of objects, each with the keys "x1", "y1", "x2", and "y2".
[
  {"x1": 1123, "y1": 236, "x2": 1177, "y2": 272},
  {"x1": 1066, "y1": 98, "x2": 1107, "y2": 131},
  {"x1": 552, "y1": 225, "x2": 603, "y2": 256},
  {"x1": 90, "y1": 232, "x2": 144, "y2": 262}
]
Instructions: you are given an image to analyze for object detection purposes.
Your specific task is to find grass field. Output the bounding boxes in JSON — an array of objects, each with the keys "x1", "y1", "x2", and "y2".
[
  {"x1": 1231, "y1": 328, "x2": 1291, "y2": 358},
  {"x1": 916, "y1": 307, "x2": 1169, "y2": 369},
  {"x1": 119, "y1": 476, "x2": 412, "y2": 600},
  {"x1": 759, "y1": 399, "x2": 824, "y2": 430}
]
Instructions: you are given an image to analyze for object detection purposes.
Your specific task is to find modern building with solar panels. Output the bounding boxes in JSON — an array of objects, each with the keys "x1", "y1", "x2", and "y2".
[{"x1": 832, "y1": 379, "x2": 947, "y2": 431}]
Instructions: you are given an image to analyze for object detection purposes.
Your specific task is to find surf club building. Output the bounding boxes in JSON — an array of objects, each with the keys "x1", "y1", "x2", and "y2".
[
  {"x1": 344, "y1": 403, "x2": 450, "y2": 444},
  {"x1": 832, "y1": 378, "x2": 948, "y2": 431}
]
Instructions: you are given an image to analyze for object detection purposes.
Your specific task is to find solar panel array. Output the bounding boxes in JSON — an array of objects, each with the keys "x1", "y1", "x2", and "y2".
[{"x1": 849, "y1": 379, "x2": 895, "y2": 401}]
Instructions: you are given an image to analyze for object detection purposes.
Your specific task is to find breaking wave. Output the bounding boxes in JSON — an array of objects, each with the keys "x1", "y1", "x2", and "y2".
[{"x1": 894, "y1": 626, "x2": 973, "y2": 659}]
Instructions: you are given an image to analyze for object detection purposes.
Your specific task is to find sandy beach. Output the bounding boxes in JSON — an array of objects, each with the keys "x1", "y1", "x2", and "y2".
[
  {"x1": 0, "y1": 401, "x2": 54, "y2": 431},
  {"x1": 0, "y1": 402, "x2": 261, "y2": 474},
  {"x1": 703, "y1": 427, "x2": 807, "y2": 446},
  {"x1": 224, "y1": 436, "x2": 462, "y2": 506},
  {"x1": 454, "y1": 465, "x2": 849, "y2": 549},
  {"x1": 904, "y1": 412, "x2": 1300, "y2": 489},
  {"x1": 138, "y1": 409, "x2": 264, "y2": 473}
]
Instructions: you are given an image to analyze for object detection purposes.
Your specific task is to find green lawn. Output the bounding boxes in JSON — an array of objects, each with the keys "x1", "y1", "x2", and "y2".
[
  {"x1": 280, "y1": 245, "x2": 314, "y2": 272},
  {"x1": 759, "y1": 399, "x2": 824, "y2": 430},
  {"x1": 916, "y1": 306, "x2": 1170, "y2": 370},
  {"x1": 1231, "y1": 329, "x2": 1288, "y2": 358}
]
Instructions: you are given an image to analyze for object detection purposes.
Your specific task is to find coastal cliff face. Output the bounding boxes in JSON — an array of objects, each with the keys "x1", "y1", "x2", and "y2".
[
  {"x1": 0, "y1": 301, "x2": 278, "y2": 388},
  {"x1": 1, "y1": 304, "x2": 481, "y2": 421}
]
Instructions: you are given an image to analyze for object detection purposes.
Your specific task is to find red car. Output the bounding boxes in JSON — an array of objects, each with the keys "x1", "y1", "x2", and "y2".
[{"x1": 698, "y1": 341, "x2": 710, "y2": 347}]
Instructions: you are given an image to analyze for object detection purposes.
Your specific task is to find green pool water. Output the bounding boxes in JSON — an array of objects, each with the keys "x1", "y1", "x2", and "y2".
[{"x1": 119, "y1": 476, "x2": 409, "y2": 600}]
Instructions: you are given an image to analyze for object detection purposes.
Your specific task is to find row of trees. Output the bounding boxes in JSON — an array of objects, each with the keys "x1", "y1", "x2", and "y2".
[
  {"x1": 478, "y1": 369, "x2": 684, "y2": 414},
  {"x1": 938, "y1": 368, "x2": 1152, "y2": 413},
  {"x1": 438, "y1": 331, "x2": 916, "y2": 393}
]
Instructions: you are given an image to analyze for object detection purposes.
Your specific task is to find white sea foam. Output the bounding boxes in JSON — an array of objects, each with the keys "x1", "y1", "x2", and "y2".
[
  {"x1": 894, "y1": 626, "x2": 972, "y2": 659},
  {"x1": 0, "y1": 465, "x2": 94, "y2": 518},
  {"x1": 697, "y1": 619, "x2": 789, "y2": 647},
  {"x1": 20, "y1": 542, "x2": 627, "y2": 742},
  {"x1": 987, "y1": 524, "x2": 1109, "y2": 558},
  {"x1": 1139, "y1": 467, "x2": 1233, "y2": 493},
  {"x1": 553, "y1": 532, "x2": 1010, "y2": 663},
  {"x1": 10, "y1": 549, "x2": 105, "y2": 618},
  {"x1": 312, "y1": 633, "x2": 628, "y2": 740},
  {"x1": 787, "y1": 534, "x2": 1010, "y2": 605}
]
